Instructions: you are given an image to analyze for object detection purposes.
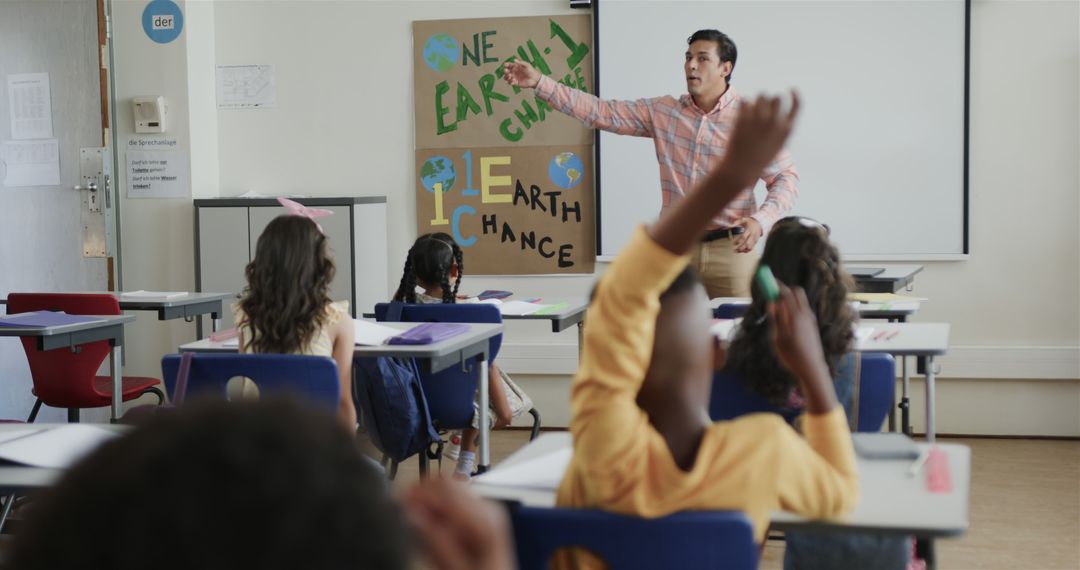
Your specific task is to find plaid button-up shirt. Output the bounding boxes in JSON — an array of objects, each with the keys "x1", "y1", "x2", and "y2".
[{"x1": 536, "y1": 75, "x2": 799, "y2": 232}]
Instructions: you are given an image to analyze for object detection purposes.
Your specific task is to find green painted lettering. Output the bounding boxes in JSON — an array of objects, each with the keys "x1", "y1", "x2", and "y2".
[
  {"x1": 481, "y1": 30, "x2": 498, "y2": 63},
  {"x1": 462, "y1": 33, "x2": 481, "y2": 66},
  {"x1": 455, "y1": 82, "x2": 482, "y2": 122},
  {"x1": 513, "y1": 99, "x2": 539, "y2": 130},
  {"x1": 550, "y1": 19, "x2": 589, "y2": 69},
  {"x1": 435, "y1": 81, "x2": 457, "y2": 135},
  {"x1": 478, "y1": 73, "x2": 509, "y2": 115},
  {"x1": 516, "y1": 40, "x2": 552, "y2": 76},
  {"x1": 499, "y1": 118, "x2": 523, "y2": 142}
]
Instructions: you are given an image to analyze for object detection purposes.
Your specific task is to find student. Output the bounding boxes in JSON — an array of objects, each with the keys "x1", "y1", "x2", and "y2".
[
  {"x1": 393, "y1": 232, "x2": 533, "y2": 479},
  {"x1": 8, "y1": 400, "x2": 514, "y2": 570},
  {"x1": 726, "y1": 216, "x2": 857, "y2": 413},
  {"x1": 555, "y1": 92, "x2": 859, "y2": 569},
  {"x1": 235, "y1": 215, "x2": 357, "y2": 432},
  {"x1": 725, "y1": 217, "x2": 910, "y2": 570}
]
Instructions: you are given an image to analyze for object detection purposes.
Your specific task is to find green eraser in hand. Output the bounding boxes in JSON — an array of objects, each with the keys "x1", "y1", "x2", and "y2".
[{"x1": 756, "y1": 265, "x2": 780, "y2": 302}]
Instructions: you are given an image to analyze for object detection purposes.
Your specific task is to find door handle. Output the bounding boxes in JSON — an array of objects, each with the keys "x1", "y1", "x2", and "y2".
[{"x1": 73, "y1": 182, "x2": 98, "y2": 193}]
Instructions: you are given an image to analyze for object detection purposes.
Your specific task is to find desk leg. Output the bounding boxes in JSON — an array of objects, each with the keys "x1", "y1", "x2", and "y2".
[
  {"x1": 916, "y1": 538, "x2": 936, "y2": 570},
  {"x1": 109, "y1": 345, "x2": 123, "y2": 423},
  {"x1": 925, "y1": 355, "x2": 936, "y2": 443},
  {"x1": 477, "y1": 356, "x2": 490, "y2": 474},
  {"x1": 212, "y1": 315, "x2": 221, "y2": 333},
  {"x1": 900, "y1": 356, "x2": 911, "y2": 435},
  {"x1": 577, "y1": 321, "x2": 584, "y2": 362}
]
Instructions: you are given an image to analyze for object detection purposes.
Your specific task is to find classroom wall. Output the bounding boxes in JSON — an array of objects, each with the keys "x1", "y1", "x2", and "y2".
[{"x1": 112, "y1": 0, "x2": 1079, "y2": 435}]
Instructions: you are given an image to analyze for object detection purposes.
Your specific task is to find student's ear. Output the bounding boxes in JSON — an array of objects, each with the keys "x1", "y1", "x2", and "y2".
[
  {"x1": 450, "y1": 262, "x2": 460, "y2": 279},
  {"x1": 719, "y1": 60, "x2": 733, "y2": 78}
]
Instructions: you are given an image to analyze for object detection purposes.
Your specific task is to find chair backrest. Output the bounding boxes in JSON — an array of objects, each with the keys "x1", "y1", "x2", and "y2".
[
  {"x1": 161, "y1": 354, "x2": 339, "y2": 413},
  {"x1": 510, "y1": 507, "x2": 758, "y2": 570},
  {"x1": 712, "y1": 302, "x2": 750, "y2": 319},
  {"x1": 6, "y1": 293, "x2": 120, "y2": 406},
  {"x1": 709, "y1": 370, "x2": 801, "y2": 425},
  {"x1": 853, "y1": 352, "x2": 895, "y2": 432},
  {"x1": 373, "y1": 303, "x2": 501, "y2": 431}
]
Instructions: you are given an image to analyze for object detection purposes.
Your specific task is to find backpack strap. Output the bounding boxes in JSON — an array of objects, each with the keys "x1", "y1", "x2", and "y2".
[{"x1": 172, "y1": 352, "x2": 194, "y2": 406}]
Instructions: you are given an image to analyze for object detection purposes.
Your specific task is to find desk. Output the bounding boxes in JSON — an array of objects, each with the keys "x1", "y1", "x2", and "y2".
[
  {"x1": 852, "y1": 265, "x2": 924, "y2": 294},
  {"x1": 1, "y1": 292, "x2": 233, "y2": 338},
  {"x1": 472, "y1": 432, "x2": 969, "y2": 569},
  {"x1": 0, "y1": 315, "x2": 135, "y2": 422},
  {"x1": 710, "y1": 297, "x2": 921, "y2": 322},
  {"x1": 180, "y1": 322, "x2": 504, "y2": 471},
  {"x1": 857, "y1": 323, "x2": 950, "y2": 441}
]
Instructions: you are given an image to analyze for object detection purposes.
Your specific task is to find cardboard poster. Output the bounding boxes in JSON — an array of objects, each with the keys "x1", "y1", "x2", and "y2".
[
  {"x1": 413, "y1": 15, "x2": 596, "y2": 274},
  {"x1": 415, "y1": 145, "x2": 594, "y2": 275}
]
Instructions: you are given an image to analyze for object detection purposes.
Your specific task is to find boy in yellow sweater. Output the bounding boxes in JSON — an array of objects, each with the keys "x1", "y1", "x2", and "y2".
[{"x1": 556, "y1": 93, "x2": 858, "y2": 567}]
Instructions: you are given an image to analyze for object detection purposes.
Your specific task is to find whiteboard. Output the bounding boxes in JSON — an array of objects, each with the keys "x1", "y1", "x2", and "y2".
[{"x1": 596, "y1": 0, "x2": 968, "y2": 258}]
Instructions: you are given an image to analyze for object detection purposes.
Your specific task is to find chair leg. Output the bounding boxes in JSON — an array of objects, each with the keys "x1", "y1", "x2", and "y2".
[
  {"x1": 145, "y1": 386, "x2": 165, "y2": 405},
  {"x1": 0, "y1": 494, "x2": 15, "y2": 534},
  {"x1": 26, "y1": 399, "x2": 43, "y2": 423},
  {"x1": 419, "y1": 451, "x2": 430, "y2": 479},
  {"x1": 67, "y1": 408, "x2": 80, "y2": 423},
  {"x1": 528, "y1": 407, "x2": 542, "y2": 441},
  {"x1": 388, "y1": 460, "x2": 399, "y2": 481}
]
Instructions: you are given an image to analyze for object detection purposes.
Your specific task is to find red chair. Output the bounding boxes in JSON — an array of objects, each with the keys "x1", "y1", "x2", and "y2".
[{"x1": 7, "y1": 293, "x2": 164, "y2": 423}]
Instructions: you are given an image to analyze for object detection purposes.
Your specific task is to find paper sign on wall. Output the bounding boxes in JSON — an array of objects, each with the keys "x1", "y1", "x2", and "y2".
[
  {"x1": 0, "y1": 139, "x2": 60, "y2": 188},
  {"x1": 216, "y1": 65, "x2": 277, "y2": 109},
  {"x1": 126, "y1": 150, "x2": 188, "y2": 198},
  {"x1": 6, "y1": 73, "x2": 53, "y2": 140}
]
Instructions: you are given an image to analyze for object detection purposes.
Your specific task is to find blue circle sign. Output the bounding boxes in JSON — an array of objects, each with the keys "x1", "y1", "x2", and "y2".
[{"x1": 142, "y1": 0, "x2": 183, "y2": 44}]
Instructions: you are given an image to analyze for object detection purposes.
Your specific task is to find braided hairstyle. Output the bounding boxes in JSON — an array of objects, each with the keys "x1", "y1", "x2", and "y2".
[
  {"x1": 726, "y1": 217, "x2": 856, "y2": 406},
  {"x1": 393, "y1": 232, "x2": 464, "y2": 304}
]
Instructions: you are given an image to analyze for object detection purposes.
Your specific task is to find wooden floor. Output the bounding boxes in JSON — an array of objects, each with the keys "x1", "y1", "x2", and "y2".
[{"x1": 390, "y1": 432, "x2": 1080, "y2": 570}]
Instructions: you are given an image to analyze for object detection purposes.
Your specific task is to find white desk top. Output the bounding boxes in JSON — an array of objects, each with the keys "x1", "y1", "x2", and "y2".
[
  {"x1": 1, "y1": 292, "x2": 233, "y2": 307},
  {"x1": 710, "y1": 297, "x2": 921, "y2": 317},
  {"x1": 179, "y1": 322, "x2": 503, "y2": 373},
  {"x1": 472, "y1": 432, "x2": 970, "y2": 538},
  {"x1": 856, "y1": 323, "x2": 950, "y2": 356},
  {"x1": 0, "y1": 314, "x2": 135, "y2": 337}
]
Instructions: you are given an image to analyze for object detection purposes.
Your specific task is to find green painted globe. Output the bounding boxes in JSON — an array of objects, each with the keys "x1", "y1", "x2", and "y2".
[
  {"x1": 422, "y1": 33, "x2": 458, "y2": 72},
  {"x1": 420, "y1": 156, "x2": 456, "y2": 193}
]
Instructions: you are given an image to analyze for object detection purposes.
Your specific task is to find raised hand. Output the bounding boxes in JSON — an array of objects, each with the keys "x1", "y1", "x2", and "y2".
[
  {"x1": 501, "y1": 60, "x2": 541, "y2": 89},
  {"x1": 768, "y1": 283, "x2": 838, "y2": 414},
  {"x1": 718, "y1": 91, "x2": 801, "y2": 190}
]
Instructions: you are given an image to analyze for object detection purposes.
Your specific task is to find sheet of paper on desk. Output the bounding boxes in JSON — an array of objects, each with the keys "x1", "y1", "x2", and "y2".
[
  {"x1": 474, "y1": 447, "x2": 571, "y2": 490},
  {"x1": 354, "y1": 320, "x2": 408, "y2": 346},
  {"x1": 0, "y1": 425, "x2": 119, "y2": 468},
  {"x1": 855, "y1": 327, "x2": 875, "y2": 342},
  {"x1": 498, "y1": 301, "x2": 548, "y2": 316},
  {"x1": 0, "y1": 311, "x2": 106, "y2": 327},
  {"x1": 121, "y1": 290, "x2": 189, "y2": 299},
  {"x1": 710, "y1": 318, "x2": 741, "y2": 341}
]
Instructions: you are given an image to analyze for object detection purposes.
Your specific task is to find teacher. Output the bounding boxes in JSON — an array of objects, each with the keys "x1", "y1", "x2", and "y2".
[{"x1": 502, "y1": 29, "x2": 799, "y2": 298}]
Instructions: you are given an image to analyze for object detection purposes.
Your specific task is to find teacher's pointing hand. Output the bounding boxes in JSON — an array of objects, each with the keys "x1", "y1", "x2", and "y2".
[{"x1": 501, "y1": 61, "x2": 541, "y2": 89}]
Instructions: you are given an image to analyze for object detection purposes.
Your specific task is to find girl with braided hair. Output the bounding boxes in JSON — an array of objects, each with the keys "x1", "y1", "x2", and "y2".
[{"x1": 393, "y1": 233, "x2": 533, "y2": 479}]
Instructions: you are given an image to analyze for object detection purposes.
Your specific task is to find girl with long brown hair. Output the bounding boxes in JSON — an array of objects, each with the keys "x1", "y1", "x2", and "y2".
[{"x1": 236, "y1": 215, "x2": 357, "y2": 432}]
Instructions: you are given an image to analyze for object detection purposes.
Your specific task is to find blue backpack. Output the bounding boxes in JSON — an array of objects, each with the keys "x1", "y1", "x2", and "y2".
[{"x1": 353, "y1": 354, "x2": 439, "y2": 463}]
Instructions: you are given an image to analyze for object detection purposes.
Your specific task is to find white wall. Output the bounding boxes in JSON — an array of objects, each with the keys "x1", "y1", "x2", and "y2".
[{"x1": 111, "y1": 0, "x2": 1079, "y2": 434}]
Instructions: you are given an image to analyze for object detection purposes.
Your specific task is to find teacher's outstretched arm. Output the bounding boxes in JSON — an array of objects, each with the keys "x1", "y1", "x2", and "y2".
[{"x1": 502, "y1": 60, "x2": 656, "y2": 138}]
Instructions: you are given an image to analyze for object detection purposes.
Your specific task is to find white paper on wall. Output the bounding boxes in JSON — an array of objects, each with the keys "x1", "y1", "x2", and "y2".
[
  {"x1": 6, "y1": 73, "x2": 53, "y2": 140},
  {"x1": 0, "y1": 139, "x2": 60, "y2": 187}
]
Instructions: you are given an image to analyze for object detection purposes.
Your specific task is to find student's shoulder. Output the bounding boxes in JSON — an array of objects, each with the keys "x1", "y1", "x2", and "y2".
[
  {"x1": 325, "y1": 300, "x2": 350, "y2": 323},
  {"x1": 709, "y1": 413, "x2": 796, "y2": 445}
]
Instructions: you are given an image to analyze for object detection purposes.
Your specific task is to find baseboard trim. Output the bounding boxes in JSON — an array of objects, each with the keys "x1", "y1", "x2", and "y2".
[{"x1": 498, "y1": 342, "x2": 1080, "y2": 380}]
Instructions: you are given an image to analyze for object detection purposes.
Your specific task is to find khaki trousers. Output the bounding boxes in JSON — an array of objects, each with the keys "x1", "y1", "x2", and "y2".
[{"x1": 689, "y1": 237, "x2": 758, "y2": 299}]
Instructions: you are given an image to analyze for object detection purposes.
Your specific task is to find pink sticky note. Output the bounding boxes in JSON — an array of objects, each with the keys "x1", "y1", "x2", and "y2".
[{"x1": 925, "y1": 446, "x2": 953, "y2": 493}]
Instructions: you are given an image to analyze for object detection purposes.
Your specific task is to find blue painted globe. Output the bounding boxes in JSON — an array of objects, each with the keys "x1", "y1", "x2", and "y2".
[
  {"x1": 420, "y1": 156, "x2": 456, "y2": 193},
  {"x1": 422, "y1": 33, "x2": 459, "y2": 72},
  {"x1": 548, "y1": 152, "x2": 584, "y2": 190}
]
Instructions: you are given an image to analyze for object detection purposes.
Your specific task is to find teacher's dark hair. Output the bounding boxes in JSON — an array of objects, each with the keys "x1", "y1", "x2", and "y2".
[
  {"x1": 8, "y1": 399, "x2": 411, "y2": 570},
  {"x1": 688, "y1": 29, "x2": 738, "y2": 83}
]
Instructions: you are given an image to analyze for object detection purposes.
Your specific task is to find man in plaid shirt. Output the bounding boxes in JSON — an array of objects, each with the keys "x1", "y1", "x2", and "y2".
[{"x1": 503, "y1": 29, "x2": 799, "y2": 297}]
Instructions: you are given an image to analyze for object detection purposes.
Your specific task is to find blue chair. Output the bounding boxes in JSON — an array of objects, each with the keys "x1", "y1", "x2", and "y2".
[
  {"x1": 710, "y1": 353, "x2": 896, "y2": 433},
  {"x1": 713, "y1": 302, "x2": 750, "y2": 319},
  {"x1": 851, "y1": 353, "x2": 895, "y2": 432},
  {"x1": 160, "y1": 354, "x2": 339, "y2": 414},
  {"x1": 372, "y1": 303, "x2": 542, "y2": 477},
  {"x1": 509, "y1": 507, "x2": 758, "y2": 570}
]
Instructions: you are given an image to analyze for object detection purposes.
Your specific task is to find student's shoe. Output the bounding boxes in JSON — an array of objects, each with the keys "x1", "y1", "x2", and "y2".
[{"x1": 444, "y1": 431, "x2": 462, "y2": 461}]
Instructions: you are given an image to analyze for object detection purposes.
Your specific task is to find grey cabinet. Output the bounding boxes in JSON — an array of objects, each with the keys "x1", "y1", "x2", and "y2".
[{"x1": 195, "y1": 197, "x2": 388, "y2": 329}]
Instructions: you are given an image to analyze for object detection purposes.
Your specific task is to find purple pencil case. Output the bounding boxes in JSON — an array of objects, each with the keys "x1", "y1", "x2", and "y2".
[{"x1": 387, "y1": 322, "x2": 469, "y2": 345}]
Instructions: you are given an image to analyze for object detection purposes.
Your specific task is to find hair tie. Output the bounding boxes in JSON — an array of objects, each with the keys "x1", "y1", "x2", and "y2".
[{"x1": 277, "y1": 197, "x2": 333, "y2": 234}]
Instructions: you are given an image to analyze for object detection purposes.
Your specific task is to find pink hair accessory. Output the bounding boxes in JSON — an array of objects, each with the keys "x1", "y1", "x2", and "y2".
[{"x1": 276, "y1": 196, "x2": 334, "y2": 233}]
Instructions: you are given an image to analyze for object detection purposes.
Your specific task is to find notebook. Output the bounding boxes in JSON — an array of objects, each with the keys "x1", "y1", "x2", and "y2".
[
  {"x1": 852, "y1": 433, "x2": 921, "y2": 460},
  {"x1": 0, "y1": 311, "x2": 106, "y2": 328},
  {"x1": 847, "y1": 267, "x2": 885, "y2": 278}
]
